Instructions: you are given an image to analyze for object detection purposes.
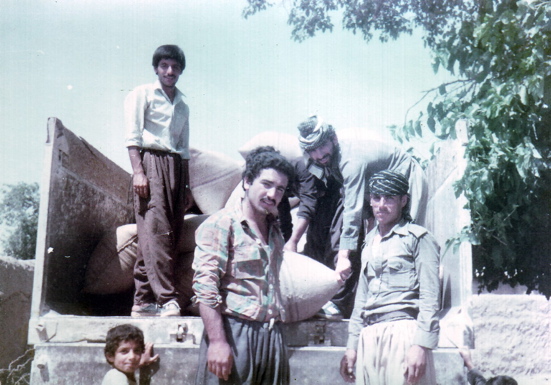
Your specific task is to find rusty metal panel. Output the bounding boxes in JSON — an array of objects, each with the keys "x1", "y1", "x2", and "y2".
[{"x1": 32, "y1": 118, "x2": 134, "y2": 317}]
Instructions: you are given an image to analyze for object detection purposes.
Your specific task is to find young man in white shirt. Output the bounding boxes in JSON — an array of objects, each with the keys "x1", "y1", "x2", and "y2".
[{"x1": 125, "y1": 45, "x2": 193, "y2": 317}]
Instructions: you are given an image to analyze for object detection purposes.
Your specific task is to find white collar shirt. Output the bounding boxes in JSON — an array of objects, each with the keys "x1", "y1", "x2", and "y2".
[{"x1": 124, "y1": 80, "x2": 190, "y2": 159}]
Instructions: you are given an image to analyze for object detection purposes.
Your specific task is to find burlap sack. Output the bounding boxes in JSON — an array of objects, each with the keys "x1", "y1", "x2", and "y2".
[
  {"x1": 238, "y1": 131, "x2": 303, "y2": 162},
  {"x1": 83, "y1": 224, "x2": 138, "y2": 294},
  {"x1": 279, "y1": 251, "x2": 341, "y2": 323},
  {"x1": 189, "y1": 147, "x2": 243, "y2": 215},
  {"x1": 176, "y1": 214, "x2": 209, "y2": 253},
  {"x1": 83, "y1": 215, "x2": 206, "y2": 296},
  {"x1": 224, "y1": 183, "x2": 244, "y2": 209}
]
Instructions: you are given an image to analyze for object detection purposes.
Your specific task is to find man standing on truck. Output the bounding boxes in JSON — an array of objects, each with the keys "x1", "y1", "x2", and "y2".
[
  {"x1": 192, "y1": 147, "x2": 296, "y2": 384},
  {"x1": 284, "y1": 115, "x2": 427, "y2": 320},
  {"x1": 340, "y1": 170, "x2": 440, "y2": 385},
  {"x1": 125, "y1": 44, "x2": 192, "y2": 317}
]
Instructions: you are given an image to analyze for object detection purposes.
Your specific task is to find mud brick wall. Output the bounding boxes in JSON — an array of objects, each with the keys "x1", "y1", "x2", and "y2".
[{"x1": 0, "y1": 256, "x2": 34, "y2": 369}]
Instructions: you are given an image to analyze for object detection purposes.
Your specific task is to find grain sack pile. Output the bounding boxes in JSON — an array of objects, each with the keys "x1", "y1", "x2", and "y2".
[
  {"x1": 189, "y1": 146, "x2": 244, "y2": 214},
  {"x1": 84, "y1": 146, "x2": 242, "y2": 300},
  {"x1": 83, "y1": 215, "x2": 209, "y2": 299},
  {"x1": 84, "y1": 139, "x2": 342, "y2": 319}
]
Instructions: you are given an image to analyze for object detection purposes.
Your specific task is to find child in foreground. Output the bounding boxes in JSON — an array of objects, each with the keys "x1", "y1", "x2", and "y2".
[
  {"x1": 102, "y1": 324, "x2": 159, "y2": 385},
  {"x1": 459, "y1": 348, "x2": 518, "y2": 385}
]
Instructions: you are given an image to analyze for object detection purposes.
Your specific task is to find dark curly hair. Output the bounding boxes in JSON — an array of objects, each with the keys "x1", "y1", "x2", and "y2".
[
  {"x1": 104, "y1": 324, "x2": 145, "y2": 363},
  {"x1": 242, "y1": 146, "x2": 294, "y2": 188},
  {"x1": 152, "y1": 45, "x2": 186, "y2": 71}
]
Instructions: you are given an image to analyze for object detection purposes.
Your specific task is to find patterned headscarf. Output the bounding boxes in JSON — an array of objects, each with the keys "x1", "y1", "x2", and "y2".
[
  {"x1": 369, "y1": 170, "x2": 412, "y2": 221},
  {"x1": 298, "y1": 116, "x2": 336, "y2": 152},
  {"x1": 369, "y1": 170, "x2": 409, "y2": 196}
]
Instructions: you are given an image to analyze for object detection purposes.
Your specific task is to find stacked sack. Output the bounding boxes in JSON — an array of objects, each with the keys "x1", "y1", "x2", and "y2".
[
  {"x1": 83, "y1": 147, "x2": 242, "y2": 311},
  {"x1": 83, "y1": 215, "x2": 209, "y2": 312},
  {"x1": 84, "y1": 138, "x2": 342, "y2": 322}
]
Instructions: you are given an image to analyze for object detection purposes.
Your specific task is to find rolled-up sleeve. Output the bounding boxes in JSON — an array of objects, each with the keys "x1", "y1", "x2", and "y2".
[
  {"x1": 192, "y1": 217, "x2": 231, "y2": 309},
  {"x1": 412, "y1": 232, "x2": 441, "y2": 349}
]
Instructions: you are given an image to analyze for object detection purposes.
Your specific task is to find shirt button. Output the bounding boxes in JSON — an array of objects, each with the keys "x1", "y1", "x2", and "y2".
[{"x1": 268, "y1": 309, "x2": 273, "y2": 315}]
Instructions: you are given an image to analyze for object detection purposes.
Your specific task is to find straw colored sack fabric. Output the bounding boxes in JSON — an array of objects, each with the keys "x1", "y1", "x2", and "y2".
[
  {"x1": 279, "y1": 251, "x2": 341, "y2": 323},
  {"x1": 83, "y1": 215, "x2": 208, "y2": 295},
  {"x1": 189, "y1": 147, "x2": 243, "y2": 215},
  {"x1": 224, "y1": 183, "x2": 244, "y2": 209},
  {"x1": 176, "y1": 214, "x2": 209, "y2": 253},
  {"x1": 238, "y1": 131, "x2": 303, "y2": 162},
  {"x1": 83, "y1": 224, "x2": 138, "y2": 294}
]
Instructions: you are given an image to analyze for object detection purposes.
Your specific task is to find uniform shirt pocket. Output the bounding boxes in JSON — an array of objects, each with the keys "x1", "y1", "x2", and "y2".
[{"x1": 386, "y1": 256, "x2": 415, "y2": 290}]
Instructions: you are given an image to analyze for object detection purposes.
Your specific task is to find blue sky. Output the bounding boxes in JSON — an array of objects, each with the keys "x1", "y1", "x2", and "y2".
[{"x1": 0, "y1": 0, "x2": 452, "y2": 186}]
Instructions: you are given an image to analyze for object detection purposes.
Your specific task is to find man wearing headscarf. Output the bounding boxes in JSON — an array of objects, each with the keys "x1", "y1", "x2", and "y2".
[
  {"x1": 285, "y1": 116, "x2": 427, "y2": 319},
  {"x1": 340, "y1": 170, "x2": 441, "y2": 385}
]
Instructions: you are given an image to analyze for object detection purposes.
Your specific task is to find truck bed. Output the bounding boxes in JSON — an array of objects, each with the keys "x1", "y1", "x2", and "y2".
[{"x1": 28, "y1": 118, "x2": 468, "y2": 384}]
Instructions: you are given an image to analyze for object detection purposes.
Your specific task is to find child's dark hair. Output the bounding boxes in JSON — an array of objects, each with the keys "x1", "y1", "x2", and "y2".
[
  {"x1": 242, "y1": 146, "x2": 294, "y2": 187},
  {"x1": 104, "y1": 324, "x2": 145, "y2": 363},
  {"x1": 487, "y1": 376, "x2": 518, "y2": 385},
  {"x1": 152, "y1": 45, "x2": 186, "y2": 71}
]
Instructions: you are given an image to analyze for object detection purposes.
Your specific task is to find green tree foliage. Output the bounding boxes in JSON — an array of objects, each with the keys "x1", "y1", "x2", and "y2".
[
  {"x1": 244, "y1": 0, "x2": 551, "y2": 296},
  {"x1": 0, "y1": 183, "x2": 40, "y2": 260}
]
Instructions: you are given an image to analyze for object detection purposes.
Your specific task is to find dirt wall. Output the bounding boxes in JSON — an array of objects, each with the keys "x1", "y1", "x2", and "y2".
[
  {"x1": 470, "y1": 293, "x2": 550, "y2": 384},
  {"x1": 0, "y1": 256, "x2": 34, "y2": 369}
]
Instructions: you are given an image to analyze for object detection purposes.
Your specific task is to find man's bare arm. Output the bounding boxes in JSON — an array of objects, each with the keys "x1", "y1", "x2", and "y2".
[
  {"x1": 198, "y1": 303, "x2": 233, "y2": 381},
  {"x1": 284, "y1": 217, "x2": 309, "y2": 252},
  {"x1": 128, "y1": 146, "x2": 149, "y2": 198},
  {"x1": 405, "y1": 345, "x2": 428, "y2": 384}
]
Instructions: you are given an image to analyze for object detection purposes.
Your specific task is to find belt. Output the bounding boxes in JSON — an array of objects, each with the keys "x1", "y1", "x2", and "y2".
[
  {"x1": 226, "y1": 315, "x2": 280, "y2": 331},
  {"x1": 362, "y1": 310, "x2": 417, "y2": 326},
  {"x1": 141, "y1": 148, "x2": 179, "y2": 157}
]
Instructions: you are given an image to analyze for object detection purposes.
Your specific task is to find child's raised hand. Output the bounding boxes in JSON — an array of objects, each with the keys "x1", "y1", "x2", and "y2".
[
  {"x1": 458, "y1": 348, "x2": 474, "y2": 370},
  {"x1": 140, "y1": 342, "x2": 159, "y2": 367}
]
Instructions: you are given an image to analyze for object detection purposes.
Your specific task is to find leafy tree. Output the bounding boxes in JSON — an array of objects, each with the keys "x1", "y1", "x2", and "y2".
[
  {"x1": 244, "y1": 0, "x2": 551, "y2": 297},
  {"x1": 0, "y1": 183, "x2": 40, "y2": 260}
]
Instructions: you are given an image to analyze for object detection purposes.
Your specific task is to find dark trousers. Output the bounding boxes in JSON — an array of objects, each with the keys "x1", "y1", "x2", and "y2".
[
  {"x1": 133, "y1": 150, "x2": 187, "y2": 306},
  {"x1": 196, "y1": 316, "x2": 290, "y2": 385}
]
